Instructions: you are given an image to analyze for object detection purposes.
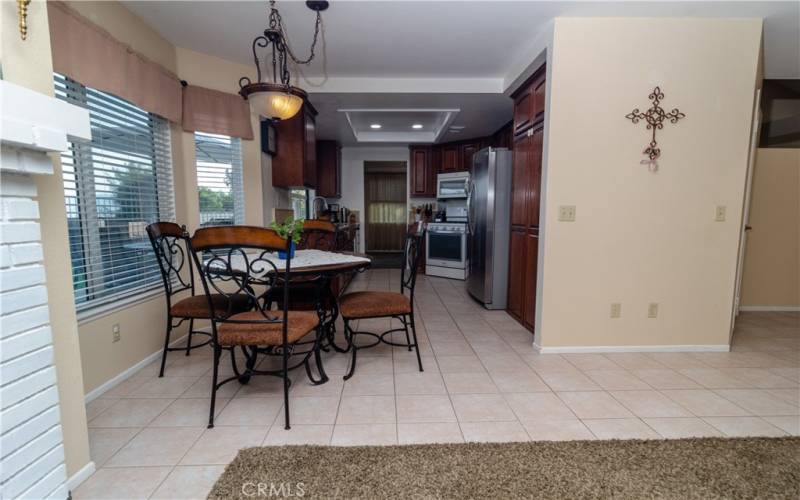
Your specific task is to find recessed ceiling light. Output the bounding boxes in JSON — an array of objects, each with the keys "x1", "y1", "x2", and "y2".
[
  {"x1": 412, "y1": 124, "x2": 423, "y2": 129},
  {"x1": 370, "y1": 123, "x2": 382, "y2": 129}
]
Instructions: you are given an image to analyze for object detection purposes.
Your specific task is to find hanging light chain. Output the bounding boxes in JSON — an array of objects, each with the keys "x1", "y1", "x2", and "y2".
[{"x1": 273, "y1": 2, "x2": 322, "y2": 65}]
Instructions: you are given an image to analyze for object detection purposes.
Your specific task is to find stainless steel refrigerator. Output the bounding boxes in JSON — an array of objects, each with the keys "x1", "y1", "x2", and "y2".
[{"x1": 467, "y1": 147, "x2": 513, "y2": 309}]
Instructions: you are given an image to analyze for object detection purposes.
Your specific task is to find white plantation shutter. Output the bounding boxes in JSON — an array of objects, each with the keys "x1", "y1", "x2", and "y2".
[
  {"x1": 195, "y1": 132, "x2": 245, "y2": 226},
  {"x1": 54, "y1": 74, "x2": 175, "y2": 310}
]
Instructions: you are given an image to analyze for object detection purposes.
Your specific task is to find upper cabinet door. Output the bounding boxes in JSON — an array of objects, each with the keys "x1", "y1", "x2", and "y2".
[
  {"x1": 532, "y1": 76, "x2": 546, "y2": 120},
  {"x1": 513, "y1": 86, "x2": 534, "y2": 134},
  {"x1": 527, "y1": 127, "x2": 544, "y2": 228},
  {"x1": 410, "y1": 146, "x2": 432, "y2": 197},
  {"x1": 442, "y1": 145, "x2": 460, "y2": 172},
  {"x1": 510, "y1": 133, "x2": 531, "y2": 227},
  {"x1": 315, "y1": 140, "x2": 341, "y2": 198},
  {"x1": 303, "y1": 111, "x2": 317, "y2": 189},
  {"x1": 460, "y1": 142, "x2": 480, "y2": 171}
]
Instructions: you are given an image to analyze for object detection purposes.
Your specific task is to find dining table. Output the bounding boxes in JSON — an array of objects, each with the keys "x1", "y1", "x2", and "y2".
[{"x1": 207, "y1": 249, "x2": 372, "y2": 384}]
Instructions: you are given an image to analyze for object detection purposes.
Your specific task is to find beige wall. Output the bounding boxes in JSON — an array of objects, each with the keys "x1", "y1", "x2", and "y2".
[
  {"x1": 1, "y1": 0, "x2": 91, "y2": 478},
  {"x1": 539, "y1": 18, "x2": 762, "y2": 349},
  {"x1": 740, "y1": 148, "x2": 800, "y2": 308}
]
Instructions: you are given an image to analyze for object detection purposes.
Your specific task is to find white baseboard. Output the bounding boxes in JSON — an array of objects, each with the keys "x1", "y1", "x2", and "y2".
[
  {"x1": 84, "y1": 333, "x2": 189, "y2": 403},
  {"x1": 66, "y1": 461, "x2": 95, "y2": 492},
  {"x1": 739, "y1": 306, "x2": 800, "y2": 312},
  {"x1": 532, "y1": 342, "x2": 730, "y2": 354}
]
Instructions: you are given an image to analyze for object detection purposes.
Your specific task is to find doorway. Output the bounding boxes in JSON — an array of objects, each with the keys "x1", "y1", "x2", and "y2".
[{"x1": 364, "y1": 161, "x2": 407, "y2": 268}]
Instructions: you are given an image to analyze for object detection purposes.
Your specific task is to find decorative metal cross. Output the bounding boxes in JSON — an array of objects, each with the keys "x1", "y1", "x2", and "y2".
[{"x1": 626, "y1": 86, "x2": 685, "y2": 171}]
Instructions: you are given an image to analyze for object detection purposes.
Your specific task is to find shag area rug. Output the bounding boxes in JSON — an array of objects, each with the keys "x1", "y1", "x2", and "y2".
[{"x1": 209, "y1": 437, "x2": 800, "y2": 499}]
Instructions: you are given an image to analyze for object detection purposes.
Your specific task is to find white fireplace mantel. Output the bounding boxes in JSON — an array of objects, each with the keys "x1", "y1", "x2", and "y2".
[{"x1": 0, "y1": 80, "x2": 92, "y2": 499}]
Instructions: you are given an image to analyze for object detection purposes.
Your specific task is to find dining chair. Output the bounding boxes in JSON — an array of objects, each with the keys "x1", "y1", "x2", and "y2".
[
  {"x1": 146, "y1": 222, "x2": 251, "y2": 377},
  {"x1": 339, "y1": 225, "x2": 426, "y2": 380},
  {"x1": 189, "y1": 225, "x2": 322, "y2": 429}
]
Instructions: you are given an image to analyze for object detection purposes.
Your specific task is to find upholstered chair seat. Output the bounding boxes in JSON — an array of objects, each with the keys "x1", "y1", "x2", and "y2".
[
  {"x1": 339, "y1": 291, "x2": 411, "y2": 319},
  {"x1": 169, "y1": 294, "x2": 251, "y2": 319},
  {"x1": 217, "y1": 311, "x2": 319, "y2": 346}
]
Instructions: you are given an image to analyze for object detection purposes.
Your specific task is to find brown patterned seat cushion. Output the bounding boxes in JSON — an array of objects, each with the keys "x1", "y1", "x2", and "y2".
[
  {"x1": 170, "y1": 294, "x2": 251, "y2": 319},
  {"x1": 217, "y1": 310, "x2": 319, "y2": 346},
  {"x1": 339, "y1": 291, "x2": 411, "y2": 319}
]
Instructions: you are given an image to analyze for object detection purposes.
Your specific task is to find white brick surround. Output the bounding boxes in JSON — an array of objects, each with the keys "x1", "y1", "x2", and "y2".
[{"x1": 1, "y1": 80, "x2": 91, "y2": 500}]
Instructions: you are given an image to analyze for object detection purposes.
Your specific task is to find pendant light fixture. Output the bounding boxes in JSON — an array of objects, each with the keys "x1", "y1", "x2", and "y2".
[{"x1": 238, "y1": 0, "x2": 328, "y2": 121}]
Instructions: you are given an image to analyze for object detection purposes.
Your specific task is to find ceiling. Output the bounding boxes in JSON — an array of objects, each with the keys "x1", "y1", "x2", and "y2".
[{"x1": 122, "y1": 1, "x2": 799, "y2": 144}]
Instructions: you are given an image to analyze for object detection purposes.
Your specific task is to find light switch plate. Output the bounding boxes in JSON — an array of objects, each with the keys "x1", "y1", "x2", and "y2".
[
  {"x1": 558, "y1": 205, "x2": 576, "y2": 222},
  {"x1": 715, "y1": 205, "x2": 726, "y2": 222},
  {"x1": 647, "y1": 303, "x2": 659, "y2": 318},
  {"x1": 610, "y1": 303, "x2": 622, "y2": 318}
]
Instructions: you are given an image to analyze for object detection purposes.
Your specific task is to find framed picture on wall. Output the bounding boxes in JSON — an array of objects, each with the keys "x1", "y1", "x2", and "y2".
[{"x1": 260, "y1": 119, "x2": 278, "y2": 156}]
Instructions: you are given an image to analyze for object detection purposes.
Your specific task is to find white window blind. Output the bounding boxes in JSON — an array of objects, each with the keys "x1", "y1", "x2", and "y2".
[
  {"x1": 195, "y1": 132, "x2": 245, "y2": 226},
  {"x1": 54, "y1": 74, "x2": 175, "y2": 310}
]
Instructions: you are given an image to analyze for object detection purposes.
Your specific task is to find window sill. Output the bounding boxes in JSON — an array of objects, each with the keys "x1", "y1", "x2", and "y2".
[{"x1": 76, "y1": 287, "x2": 166, "y2": 325}]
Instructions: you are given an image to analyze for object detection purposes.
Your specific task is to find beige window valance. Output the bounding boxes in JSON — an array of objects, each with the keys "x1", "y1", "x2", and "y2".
[
  {"x1": 182, "y1": 85, "x2": 254, "y2": 140},
  {"x1": 48, "y1": 1, "x2": 254, "y2": 140}
]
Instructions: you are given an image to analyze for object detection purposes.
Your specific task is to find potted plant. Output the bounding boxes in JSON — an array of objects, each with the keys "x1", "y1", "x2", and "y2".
[{"x1": 269, "y1": 217, "x2": 304, "y2": 259}]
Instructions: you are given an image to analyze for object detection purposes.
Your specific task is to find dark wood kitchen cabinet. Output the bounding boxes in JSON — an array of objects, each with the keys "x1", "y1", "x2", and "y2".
[
  {"x1": 271, "y1": 103, "x2": 318, "y2": 189},
  {"x1": 507, "y1": 64, "x2": 545, "y2": 332},
  {"x1": 316, "y1": 140, "x2": 341, "y2": 198},
  {"x1": 409, "y1": 145, "x2": 435, "y2": 198},
  {"x1": 441, "y1": 145, "x2": 461, "y2": 173},
  {"x1": 460, "y1": 141, "x2": 480, "y2": 171}
]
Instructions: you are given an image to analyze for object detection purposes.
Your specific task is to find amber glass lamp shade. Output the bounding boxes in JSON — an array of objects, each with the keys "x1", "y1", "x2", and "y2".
[{"x1": 240, "y1": 83, "x2": 306, "y2": 121}]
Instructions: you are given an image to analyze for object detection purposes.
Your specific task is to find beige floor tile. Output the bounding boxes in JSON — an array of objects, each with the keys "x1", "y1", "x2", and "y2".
[
  {"x1": 291, "y1": 377, "x2": 344, "y2": 397},
  {"x1": 150, "y1": 465, "x2": 226, "y2": 500},
  {"x1": 394, "y1": 371, "x2": 447, "y2": 395},
  {"x1": 645, "y1": 353, "x2": 709, "y2": 369},
  {"x1": 721, "y1": 368, "x2": 798, "y2": 389},
  {"x1": 393, "y1": 355, "x2": 434, "y2": 374},
  {"x1": 460, "y1": 421, "x2": 530, "y2": 443},
  {"x1": 350, "y1": 356, "x2": 395, "y2": 375},
  {"x1": 504, "y1": 392, "x2": 576, "y2": 420},
  {"x1": 704, "y1": 416, "x2": 788, "y2": 437},
  {"x1": 442, "y1": 372, "x2": 499, "y2": 394},
  {"x1": 281, "y1": 396, "x2": 340, "y2": 425},
  {"x1": 396, "y1": 395, "x2": 457, "y2": 423},
  {"x1": 450, "y1": 394, "x2": 516, "y2": 422},
  {"x1": 161, "y1": 356, "x2": 214, "y2": 377},
  {"x1": 522, "y1": 353, "x2": 574, "y2": 371},
  {"x1": 583, "y1": 418, "x2": 660, "y2": 439},
  {"x1": 336, "y1": 395, "x2": 396, "y2": 424},
  {"x1": 106, "y1": 427, "x2": 204, "y2": 467},
  {"x1": 762, "y1": 416, "x2": 800, "y2": 435},
  {"x1": 557, "y1": 391, "x2": 634, "y2": 419},
  {"x1": 263, "y1": 424, "x2": 334, "y2": 445},
  {"x1": 489, "y1": 370, "x2": 549, "y2": 393},
  {"x1": 535, "y1": 369, "x2": 601, "y2": 391},
  {"x1": 603, "y1": 353, "x2": 665, "y2": 370},
  {"x1": 435, "y1": 355, "x2": 484, "y2": 373},
  {"x1": 150, "y1": 398, "x2": 229, "y2": 427},
  {"x1": 88, "y1": 428, "x2": 140, "y2": 467},
  {"x1": 767, "y1": 388, "x2": 800, "y2": 406},
  {"x1": 584, "y1": 370, "x2": 651, "y2": 390},
  {"x1": 73, "y1": 466, "x2": 172, "y2": 499},
  {"x1": 661, "y1": 389, "x2": 751, "y2": 417},
  {"x1": 431, "y1": 340, "x2": 475, "y2": 356},
  {"x1": 100, "y1": 376, "x2": 150, "y2": 398},
  {"x1": 85, "y1": 398, "x2": 119, "y2": 421},
  {"x1": 88, "y1": 399, "x2": 174, "y2": 428},
  {"x1": 610, "y1": 390, "x2": 692, "y2": 418},
  {"x1": 342, "y1": 372, "x2": 395, "y2": 396},
  {"x1": 521, "y1": 419, "x2": 595, "y2": 441},
  {"x1": 643, "y1": 417, "x2": 724, "y2": 438},
  {"x1": 479, "y1": 354, "x2": 532, "y2": 374},
  {"x1": 630, "y1": 369, "x2": 702, "y2": 390},
  {"x1": 233, "y1": 374, "x2": 289, "y2": 398},
  {"x1": 331, "y1": 423, "x2": 397, "y2": 446},
  {"x1": 181, "y1": 376, "x2": 240, "y2": 399},
  {"x1": 126, "y1": 376, "x2": 199, "y2": 398},
  {"x1": 214, "y1": 397, "x2": 282, "y2": 426},
  {"x1": 714, "y1": 389, "x2": 799, "y2": 416},
  {"x1": 678, "y1": 368, "x2": 751, "y2": 389},
  {"x1": 562, "y1": 354, "x2": 621, "y2": 371},
  {"x1": 397, "y1": 422, "x2": 464, "y2": 444},
  {"x1": 181, "y1": 426, "x2": 266, "y2": 465},
  {"x1": 768, "y1": 367, "x2": 800, "y2": 382}
]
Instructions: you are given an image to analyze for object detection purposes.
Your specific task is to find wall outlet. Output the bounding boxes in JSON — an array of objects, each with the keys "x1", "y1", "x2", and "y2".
[
  {"x1": 558, "y1": 205, "x2": 576, "y2": 222},
  {"x1": 647, "y1": 302, "x2": 659, "y2": 318},
  {"x1": 715, "y1": 205, "x2": 726, "y2": 222},
  {"x1": 610, "y1": 303, "x2": 622, "y2": 318},
  {"x1": 112, "y1": 323, "x2": 121, "y2": 343}
]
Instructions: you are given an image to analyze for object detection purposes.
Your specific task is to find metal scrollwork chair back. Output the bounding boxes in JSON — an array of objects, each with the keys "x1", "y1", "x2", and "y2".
[
  {"x1": 297, "y1": 219, "x2": 338, "y2": 251},
  {"x1": 400, "y1": 224, "x2": 426, "y2": 299}
]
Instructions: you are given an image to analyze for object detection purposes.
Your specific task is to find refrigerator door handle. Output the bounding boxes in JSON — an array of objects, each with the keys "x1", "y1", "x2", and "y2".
[{"x1": 466, "y1": 180, "x2": 476, "y2": 235}]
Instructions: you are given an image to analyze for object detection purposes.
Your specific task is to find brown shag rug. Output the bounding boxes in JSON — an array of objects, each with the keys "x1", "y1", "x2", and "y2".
[{"x1": 209, "y1": 438, "x2": 800, "y2": 499}]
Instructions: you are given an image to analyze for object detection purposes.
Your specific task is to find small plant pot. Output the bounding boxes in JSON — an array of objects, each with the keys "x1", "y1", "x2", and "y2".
[{"x1": 278, "y1": 241, "x2": 296, "y2": 260}]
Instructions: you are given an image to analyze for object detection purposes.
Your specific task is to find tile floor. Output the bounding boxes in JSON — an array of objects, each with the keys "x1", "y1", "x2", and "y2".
[{"x1": 76, "y1": 270, "x2": 799, "y2": 499}]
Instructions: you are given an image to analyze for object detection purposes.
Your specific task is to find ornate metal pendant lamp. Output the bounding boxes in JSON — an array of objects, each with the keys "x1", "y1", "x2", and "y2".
[{"x1": 238, "y1": 0, "x2": 328, "y2": 121}]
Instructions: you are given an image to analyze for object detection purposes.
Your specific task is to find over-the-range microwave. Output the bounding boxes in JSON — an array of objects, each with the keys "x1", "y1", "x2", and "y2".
[{"x1": 436, "y1": 172, "x2": 470, "y2": 199}]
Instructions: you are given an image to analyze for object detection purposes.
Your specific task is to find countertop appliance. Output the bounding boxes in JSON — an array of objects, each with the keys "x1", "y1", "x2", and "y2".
[
  {"x1": 426, "y1": 222, "x2": 467, "y2": 280},
  {"x1": 467, "y1": 147, "x2": 513, "y2": 309},
  {"x1": 437, "y1": 171, "x2": 470, "y2": 199}
]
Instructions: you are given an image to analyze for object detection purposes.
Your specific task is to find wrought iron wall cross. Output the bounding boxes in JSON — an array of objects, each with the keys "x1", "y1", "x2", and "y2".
[{"x1": 626, "y1": 87, "x2": 685, "y2": 170}]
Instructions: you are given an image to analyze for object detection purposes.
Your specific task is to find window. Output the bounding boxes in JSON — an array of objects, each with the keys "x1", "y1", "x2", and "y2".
[
  {"x1": 290, "y1": 189, "x2": 308, "y2": 220},
  {"x1": 195, "y1": 132, "x2": 245, "y2": 226},
  {"x1": 54, "y1": 74, "x2": 174, "y2": 310}
]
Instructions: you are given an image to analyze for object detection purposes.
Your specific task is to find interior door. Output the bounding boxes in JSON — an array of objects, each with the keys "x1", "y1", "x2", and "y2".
[{"x1": 731, "y1": 89, "x2": 762, "y2": 336}]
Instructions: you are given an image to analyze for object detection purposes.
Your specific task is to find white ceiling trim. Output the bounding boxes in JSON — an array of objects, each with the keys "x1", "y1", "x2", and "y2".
[
  {"x1": 296, "y1": 77, "x2": 504, "y2": 94},
  {"x1": 339, "y1": 108, "x2": 460, "y2": 143}
]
